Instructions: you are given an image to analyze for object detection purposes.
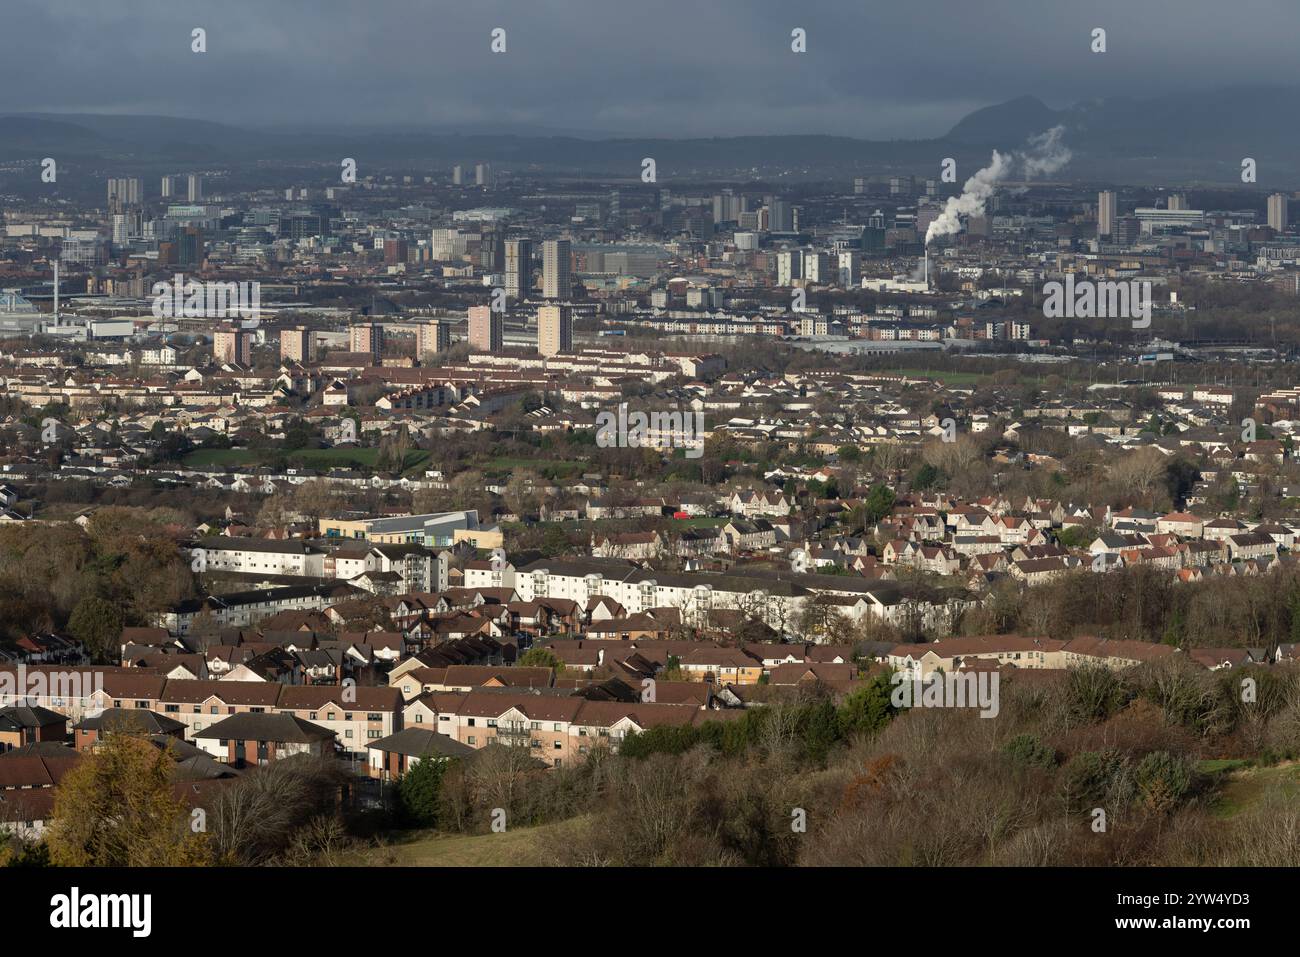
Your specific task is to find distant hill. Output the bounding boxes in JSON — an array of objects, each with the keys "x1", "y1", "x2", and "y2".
[
  {"x1": 0, "y1": 115, "x2": 111, "y2": 152},
  {"x1": 945, "y1": 95, "x2": 1061, "y2": 145},
  {"x1": 5, "y1": 86, "x2": 1300, "y2": 183},
  {"x1": 947, "y1": 85, "x2": 1300, "y2": 164}
]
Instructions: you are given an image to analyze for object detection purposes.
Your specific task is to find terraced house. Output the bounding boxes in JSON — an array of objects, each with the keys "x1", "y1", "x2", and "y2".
[
  {"x1": 400, "y1": 690, "x2": 734, "y2": 769},
  {"x1": 465, "y1": 557, "x2": 964, "y2": 638}
]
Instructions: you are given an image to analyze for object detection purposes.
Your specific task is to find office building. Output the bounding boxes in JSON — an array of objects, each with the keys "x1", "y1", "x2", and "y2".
[
  {"x1": 1269, "y1": 193, "x2": 1289, "y2": 232},
  {"x1": 60, "y1": 237, "x2": 108, "y2": 267},
  {"x1": 1110, "y1": 216, "x2": 1141, "y2": 246},
  {"x1": 1098, "y1": 191, "x2": 1117, "y2": 236},
  {"x1": 475, "y1": 163, "x2": 492, "y2": 187},
  {"x1": 467, "y1": 305, "x2": 502, "y2": 352},
  {"x1": 504, "y1": 238, "x2": 532, "y2": 301},
  {"x1": 1135, "y1": 207, "x2": 1205, "y2": 231},
  {"x1": 383, "y1": 238, "x2": 408, "y2": 266},
  {"x1": 767, "y1": 199, "x2": 794, "y2": 232},
  {"x1": 537, "y1": 304, "x2": 572, "y2": 357},
  {"x1": 430, "y1": 228, "x2": 468, "y2": 261},
  {"x1": 176, "y1": 227, "x2": 204, "y2": 266},
  {"x1": 186, "y1": 174, "x2": 204, "y2": 202},
  {"x1": 477, "y1": 230, "x2": 505, "y2": 271},
  {"x1": 452, "y1": 165, "x2": 463, "y2": 186},
  {"x1": 542, "y1": 239, "x2": 572, "y2": 299}
]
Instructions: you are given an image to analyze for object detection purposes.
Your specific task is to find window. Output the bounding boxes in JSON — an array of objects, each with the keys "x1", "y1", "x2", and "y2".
[
  {"x1": 487, "y1": 719, "x2": 497, "y2": 728},
  {"x1": 468, "y1": 735, "x2": 476, "y2": 745},
  {"x1": 415, "y1": 714, "x2": 423, "y2": 724},
  {"x1": 554, "y1": 741, "x2": 562, "y2": 750}
]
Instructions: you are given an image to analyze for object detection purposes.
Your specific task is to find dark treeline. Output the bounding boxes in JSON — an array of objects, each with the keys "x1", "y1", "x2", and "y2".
[{"x1": 960, "y1": 565, "x2": 1300, "y2": 652}]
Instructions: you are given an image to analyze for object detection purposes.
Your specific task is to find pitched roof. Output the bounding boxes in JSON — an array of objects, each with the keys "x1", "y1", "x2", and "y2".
[
  {"x1": 368, "y1": 727, "x2": 475, "y2": 759},
  {"x1": 193, "y1": 712, "x2": 336, "y2": 743}
]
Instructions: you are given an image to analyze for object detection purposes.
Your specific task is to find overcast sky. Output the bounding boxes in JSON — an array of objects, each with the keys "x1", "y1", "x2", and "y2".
[{"x1": 3, "y1": 0, "x2": 1297, "y2": 138}]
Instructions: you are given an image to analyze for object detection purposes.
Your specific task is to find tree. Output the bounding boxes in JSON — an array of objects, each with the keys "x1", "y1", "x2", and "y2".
[
  {"x1": 45, "y1": 733, "x2": 211, "y2": 866},
  {"x1": 913, "y1": 463, "x2": 940, "y2": 491},
  {"x1": 836, "y1": 671, "x2": 897, "y2": 737},
  {"x1": 796, "y1": 595, "x2": 847, "y2": 641},
  {"x1": 1108, "y1": 447, "x2": 1169, "y2": 509},
  {"x1": 861, "y1": 484, "x2": 897, "y2": 526},
  {"x1": 518, "y1": 647, "x2": 564, "y2": 675},
  {"x1": 186, "y1": 606, "x2": 222, "y2": 653},
  {"x1": 397, "y1": 758, "x2": 450, "y2": 827},
  {"x1": 67, "y1": 595, "x2": 123, "y2": 663},
  {"x1": 208, "y1": 755, "x2": 347, "y2": 865}
]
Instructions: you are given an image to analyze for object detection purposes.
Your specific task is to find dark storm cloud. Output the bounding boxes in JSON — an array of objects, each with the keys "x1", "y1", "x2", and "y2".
[{"x1": 2, "y1": 0, "x2": 1297, "y2": 137}]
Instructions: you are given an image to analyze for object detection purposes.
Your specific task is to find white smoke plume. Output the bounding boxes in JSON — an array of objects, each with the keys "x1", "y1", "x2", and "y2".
[
  {"x1": 1020, "y1": 125, "x2": 1072, "y2": 179},
  {"x1": 925, "y1": 125, "x2": 1071, "y2": 245}
]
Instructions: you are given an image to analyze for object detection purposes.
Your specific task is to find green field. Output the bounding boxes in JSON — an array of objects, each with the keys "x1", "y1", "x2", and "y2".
[
  {"x1": 353, "y1": 819, "x2": 581, "y2": 866},
  {"x1": 184, "y1": 447, "x2": 430, "y2": 475},
  {"x1": 1205, "y1": 761, "x2": 1300, "y2": 818}
]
